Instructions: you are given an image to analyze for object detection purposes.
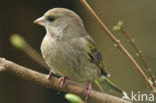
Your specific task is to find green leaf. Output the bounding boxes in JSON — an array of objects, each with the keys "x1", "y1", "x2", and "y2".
[
  {"x1": 118, "y1": 21, "x2": 123, "y2": 27},
  {"x1": 65, "y1": 94, "x2": 82, "y2": 103},
  {"x1": 10, "y1": 34, "x2": 26, "y2": 49},
  {"x1": 113, "y1": 25, "x2": 121, "y2": 32},
  {"x1": 113, "y1": 21, "x2": 124, "y2": 32}
]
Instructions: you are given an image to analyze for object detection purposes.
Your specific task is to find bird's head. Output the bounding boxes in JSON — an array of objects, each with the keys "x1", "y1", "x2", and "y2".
[{"x1": 34, "y1": 8, "x2": 85, "y2": 37}]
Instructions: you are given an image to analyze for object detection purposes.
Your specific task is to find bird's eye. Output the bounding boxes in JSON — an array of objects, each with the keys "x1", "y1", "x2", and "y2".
[{"x1": 47, "y1": 16, "x2": 55, "y2": 21}]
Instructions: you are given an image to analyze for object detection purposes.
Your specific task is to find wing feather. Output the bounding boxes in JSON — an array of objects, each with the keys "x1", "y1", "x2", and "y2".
[{"x1": 85, "y1": 35, "x2": 110, "y2": 77}]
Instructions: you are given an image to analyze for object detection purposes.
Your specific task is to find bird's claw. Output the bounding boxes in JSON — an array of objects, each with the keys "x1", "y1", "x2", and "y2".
[
  {"x1": 58, "y1": 76, "x2": 68, "y2": 93},
  {"x1": 47, "y1": 70, "x2": 54, "y2": 80},
  {"x1": 82, "y1": 82, "x2": 91, "y2": 102}
]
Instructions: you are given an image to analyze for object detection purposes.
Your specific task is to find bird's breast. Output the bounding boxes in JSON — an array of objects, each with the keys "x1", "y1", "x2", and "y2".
[{"x1": 41, "y1": 34, "x2": 100, "y2": 85}]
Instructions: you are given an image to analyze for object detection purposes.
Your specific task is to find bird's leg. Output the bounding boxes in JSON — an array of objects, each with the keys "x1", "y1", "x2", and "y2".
[
  {"x1": 82, "y1": 81, "x2": 91, "y2": 102},
  {"x1": 47, "y1": 70, "x2": 54, "y2": 80},
  {"x1": 58, "y1": 76, "x2": 68, "y2": 93}
]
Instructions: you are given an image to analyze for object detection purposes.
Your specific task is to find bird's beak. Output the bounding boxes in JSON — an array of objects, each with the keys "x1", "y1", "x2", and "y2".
[{"x1": 34, "y1": 17, "x2": 46, "y2": 26}]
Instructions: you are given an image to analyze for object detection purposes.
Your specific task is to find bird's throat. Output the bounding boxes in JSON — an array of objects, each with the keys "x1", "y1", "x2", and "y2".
[{"x1": 46, "y1": 23, "x2": 68, "y2": 37}]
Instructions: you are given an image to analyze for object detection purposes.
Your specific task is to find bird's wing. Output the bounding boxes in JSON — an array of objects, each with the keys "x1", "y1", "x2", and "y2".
[{"x1": 84, "y1": 35, "x2": 110, "y2": 77}]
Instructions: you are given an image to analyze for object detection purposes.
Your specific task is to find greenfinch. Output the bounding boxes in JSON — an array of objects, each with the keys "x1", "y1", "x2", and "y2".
[{"x1": 34, "y1": 8, "x2": 128, "y2": 101}]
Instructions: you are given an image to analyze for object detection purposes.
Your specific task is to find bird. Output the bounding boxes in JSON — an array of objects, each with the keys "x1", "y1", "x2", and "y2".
[{"x1": 34, "y1": 8, "x2": 128, "y2": 101}]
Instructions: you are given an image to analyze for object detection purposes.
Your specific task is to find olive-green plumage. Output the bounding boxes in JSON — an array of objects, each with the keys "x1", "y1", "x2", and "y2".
[{"x1": 34, "y1": 8, "x2": 127, "y2": 97}]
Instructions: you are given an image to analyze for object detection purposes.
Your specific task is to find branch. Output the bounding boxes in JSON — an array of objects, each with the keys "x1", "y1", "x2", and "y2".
[
  {"x1": 121, "y1": 27, "x2": 156, "y2": 88},
  {"x1": 80, "y1": 0, "x2": 156, "y2": 96},
  {"x1": 0, "y1": 57, "x2": 131, "y2": 103}
]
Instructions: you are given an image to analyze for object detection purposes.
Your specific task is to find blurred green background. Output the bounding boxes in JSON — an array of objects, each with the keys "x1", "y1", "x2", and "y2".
[{"x1": 0, "y1": 0, "x2": 156, "y2": 103}]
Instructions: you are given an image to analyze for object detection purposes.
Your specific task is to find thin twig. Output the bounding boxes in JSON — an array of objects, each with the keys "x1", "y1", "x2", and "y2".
[
  {"x1": 24, "y1": 42, "x2": 49, "y2": 69},
  {"x1": 0, "y1": 57, "x2": 131, "y2": 103},
  {"x1": 10, "y1": 34, "x2": 49, "y2": 70},
  {"x1": 79, "y1": 0, "x2": 156, "y2": 95},
  {"x1": 121, "y1": 27, "x2": 156, "y2": 87},
  {"x1": 20, "y1": 38, "x2": 60, "y2": 77}
]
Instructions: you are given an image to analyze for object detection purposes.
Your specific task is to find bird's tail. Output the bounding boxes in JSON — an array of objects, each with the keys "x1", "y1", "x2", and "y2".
[{"x1": 93, "y1": 76, "x2": 130, "y2": 100}]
